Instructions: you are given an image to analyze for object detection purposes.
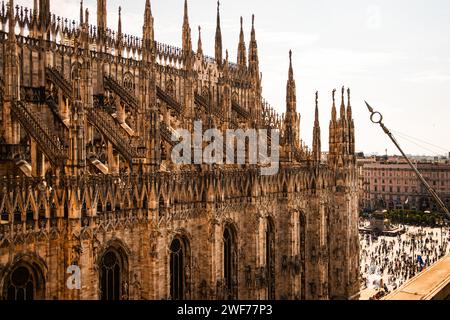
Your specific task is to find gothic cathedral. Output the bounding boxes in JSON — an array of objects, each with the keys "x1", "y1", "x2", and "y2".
[{"x1": 0, "y1": 0, "x2": 360, "y2": 300}]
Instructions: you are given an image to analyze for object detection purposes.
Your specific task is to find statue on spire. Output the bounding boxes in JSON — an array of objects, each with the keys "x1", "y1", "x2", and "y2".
[
  {"x1": 237, "y1": 16, "x2": 247, "y2": 67},
  {"x1": 80, "y1": 0, "x2": 83, "y2": 25},
  {"x1": 182, "y1": 0, "x2": 192, "y2": 54},
  {"x1": 197, "y1": 25, "x2": 203, "y2": 56},
  {"x1": 215, "y1": 0, "x2": 223, "y2": 65},
  {"x1": 313, "y1": 91, "x2": 321, "y2": 162}
]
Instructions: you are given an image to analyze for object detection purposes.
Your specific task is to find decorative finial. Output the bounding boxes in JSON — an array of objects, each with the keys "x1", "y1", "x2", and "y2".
[
  {"x1": 289, "y1": 50, "x2": 292, "y2": 63},
  {"x1": 118, "y1": 6, "x2": 122, "y2": 35},
  {"x1": 252, "y1": 14, "x2": 255, "y2": 27},
  {"x1": 80, "y1": 0, "x2": 84, "y2": 25},
  {"x1": 332, "y1": 89, "x2": 336, "y2": 103},
  {"x1": 315, "y1": 91, "x2": 319, "y2": 106}
]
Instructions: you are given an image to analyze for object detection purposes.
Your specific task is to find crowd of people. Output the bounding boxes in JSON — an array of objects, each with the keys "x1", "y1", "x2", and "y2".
[{"x1": 359, "y1": 222, "x2": 450, "y2": 298}]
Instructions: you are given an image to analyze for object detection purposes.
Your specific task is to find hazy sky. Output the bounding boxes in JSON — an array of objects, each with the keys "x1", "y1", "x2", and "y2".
[{"x1": 20, "y1": 0, "x2": 450, "y2": 156}]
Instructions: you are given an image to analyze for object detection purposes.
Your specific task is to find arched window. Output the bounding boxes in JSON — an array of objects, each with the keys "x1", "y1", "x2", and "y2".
[
  {"x1": 13, "y1": 206, "x2": 21, "y2": 224},
  {"x1": 6, "y1": 266, "x2": 34, "y2": 300},
  {"x1": 123, "y1": 73, "x2": 135, "y2": 93},
  {"x1": 223, "y1": 225, "x2": 238, "y2": 300},
  {"x1": 64, "y1": 202, "x2": 69, "y2": 219},
  {"x1": 26, "y1": 206, "x2": 34, "y2": 224},
  {"x1": 81, "y1": 202, "x2": 88, "y2": 218},
  {"x1": 1, "y1": 207, "x2": 9, "y2": 223},
  {"x1": 38, "y1": 205, "x2": 46, "y2": 227},
  {"x1": 201, "y1": 86, "x2": 210, "y2": 101},
  {"x1": 266, "y1": 218, "x2": 275, "y2": 300},
  {"x1": 97, "y1": 201, "x2": 103, "y2": 215},
  {"x1": 50, "y1": 203, "x2": 57, "y2": 220},
  {"x1": 299, "y1": 213, "x2": 306, "y2": 300},
  {"x1": 232, "y1": 91, "x2": 239, "y2": 104},
  {"x1": 170, "y1": 236, "x2": 190, "y2": 300},
  {"x1": 142, "y1": 196, "x2": 148, "y2": 210},
  {"x1": 4, "y1": 261, "x2": 45, "y2": 301},
  {"x1": 100, "y1": 247, "x2": 128, "y2": 301},
  {"x1": 166, "y1": 79, "x2": 175, "y2": 97}
]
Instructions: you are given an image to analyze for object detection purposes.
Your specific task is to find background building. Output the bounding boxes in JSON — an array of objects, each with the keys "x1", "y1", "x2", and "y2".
[{"x1": 360, "y1": 156, "x2": 450, "y2": 212}]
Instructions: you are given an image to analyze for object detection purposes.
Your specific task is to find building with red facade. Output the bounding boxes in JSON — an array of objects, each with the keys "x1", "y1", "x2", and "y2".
[{"x1": 360, "y1": 157, "x2": 450, "y2": 212}]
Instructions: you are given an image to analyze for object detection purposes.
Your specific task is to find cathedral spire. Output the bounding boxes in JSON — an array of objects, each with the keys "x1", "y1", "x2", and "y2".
[
  {"x1": 328, "y1": 89, "x2": 338, "y2": 166},
  {"x1": 39, "y1": 0, "x2": 51, "y2": 30},
  {"x1": 142, "y1": 0, "x2": 155, "y2": 64},
  {"x1": 197, "y1": 26, "x2": 203, "y2": 56},
  {"x1": 8, "y1": 0, "x2": 15, "y2": 40},
  {"x1": 288, "y1": 49, "x2": 294, "y2": 81},
  {"x1": 331, "y1": 88, "x2": 337, "y2": 122},
  {"x1": 116, "y1": 6, "x2": 123, "y2": 57},
  {"x1": 97, "y1": 0, "x2": 107, "y2": 34},
  {"x1": 182, "y1": 0, "x2": 192, "y2": 53},
  {"x1": 338, "y1": 86, "x2": 349, "y2": 157},
  {"x1": 314, "y1": 91, "x2": 320, "y2": 124},
  {"x1": 283, "y1": 50, "x2": 300, "y2": 151},
  {"x1": 224, "y1": 49, "x2": 229, "y2": 76},
  {"x1": 248, "y1": 14, "x2": 259, "y2": 75},
  {"x1": 340, "y1": 86, "x2": 346, "y2": 121},
  {"x1": 346, "y1": 88, "x2": 352, "y2": 120},
  {"x1": 313, "y1": 91, "x2": 321, "y2": 162},
  {"x1": 347, "y1": 88, "x2": 355, "y2": 156},
  {"x1": 286, "y1": 50, "x2": 296, "y2": 113},
  {"x1": 143, "y1": 0, "x2": 154, "y2": 46},
  {"x1": 118, "y1": 6, "x2": 122, "y2": 38},
  {"x1": 33, "y1": 0, "x2": 38, "y2": 18},
  {"x1": 82, "y1": 8, "x2": 90, "y2": 54},
  {"x1": 237, "y1": 16, "x2": 247, "y2": 67},
  {"x1": 215, "y1": 1, "x2": 223, "y2": 65},
  {"x1": 85, "y1": 8, "x2": 89, "y2": 26},
  {"x1": 80, "y1": 0, "x2": 83, "y2": 25}
]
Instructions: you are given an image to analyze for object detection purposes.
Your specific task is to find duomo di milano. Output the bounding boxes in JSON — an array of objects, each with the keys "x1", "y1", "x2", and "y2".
[{"x1": 0, "y1": 0, "x2": 360, "y2": 300}]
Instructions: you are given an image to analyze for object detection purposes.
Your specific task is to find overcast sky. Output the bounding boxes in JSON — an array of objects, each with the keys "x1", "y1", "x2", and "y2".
[{"x1": 20, "y1": 0, "x2": 450, "y2": 156}]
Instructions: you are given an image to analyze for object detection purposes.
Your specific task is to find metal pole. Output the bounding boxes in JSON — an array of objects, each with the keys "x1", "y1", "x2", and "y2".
[{"x1": 365, "y1": 102, "x2": 450, "y2": 220}]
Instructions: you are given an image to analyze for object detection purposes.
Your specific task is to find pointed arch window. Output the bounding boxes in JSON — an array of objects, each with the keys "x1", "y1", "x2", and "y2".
[
  {"x1": 299, "y1": 212, "x2": 306, "y2": 300},
  {"x1": 50, "y1": 203, "x2": 57, "y2": 220},
  {"x1": 4, "y1": 261, "x2": 45, "y2": 301},
  {"x1": 38, "y1": 205, "x2": 46, "y2": 226},
  {"x1": 26, "y1": 206, "x2": 34, "y2": 224},
  {"x1": 6, "y1": 266, "x2": 34, "y2": 300},
  {"x1": 1, "y1": 207, "x2": 9, "y2": 223},
  {"x1": 100, "y1": 247, "x2": 128, "y2": 301},
  {"x1": 166, "y1": 79, "x2": 175, "y2": 97},
  {"x1": 223, "y1": 225, "x2": 238, "y2": 300},
  {"x1": 123, "y1": 73, "x2": 135, "y2": 93},
  {"x1": 266, "y1": 218, "x2": 275, "y2": 300},
  {"x1": 14, "y1": 206, "x2": 21, "y2": 224},
  {"x1": 170, "y1": 236, "x2": 190, "y2": 300}
]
